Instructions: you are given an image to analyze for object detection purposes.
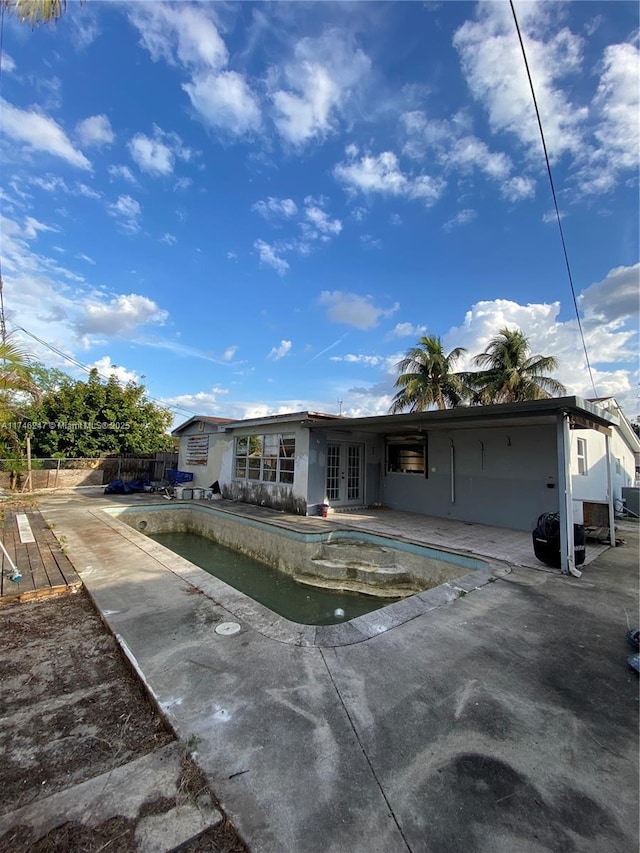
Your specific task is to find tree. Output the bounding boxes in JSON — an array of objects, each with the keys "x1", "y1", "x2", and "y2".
[
  {"x1": 0, "y1": 337, "x2": 40, "y2": 455},
  {"x1": 390, "y1": 335, "x2": 468, "y2": 413},
  {"x1": 1, "y1": 1, "x2": 68, "y2": 27},
  {"x1": 24, "y1": 368, "x2": 174, "y2": 456},
  {"x1": 469, "y1": 328, "x2": 566, "y2": 404}
]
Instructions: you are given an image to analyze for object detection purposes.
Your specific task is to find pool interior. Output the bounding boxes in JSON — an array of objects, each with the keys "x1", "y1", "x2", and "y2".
[
  {"x1": 109, "y1": 503, "x2": 489, "y2": 628},
  {"x1": 150, "y1": 531, "x2": 399, "y2": 626}
]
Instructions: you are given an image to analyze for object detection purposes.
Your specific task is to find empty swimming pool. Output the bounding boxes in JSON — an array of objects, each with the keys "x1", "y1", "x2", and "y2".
[
  {"x1": 150, "y1": 531, "x2": 399, "y2": 625},
  {"x1": 105, "y1": 502, "x2": 492, "y2": 634}
]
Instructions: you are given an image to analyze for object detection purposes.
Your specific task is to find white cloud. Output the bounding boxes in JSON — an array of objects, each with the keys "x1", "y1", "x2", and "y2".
[
  {"x1": 76, "y1": 114, "x2": 114, "y2": 148},
  {"x1": 0, "y1": 212, "x2": 173, "y2": 373},
  {"x1": 501, "y1": 175, "x2": 536, "y2": 202},
  {"x1": 329, "y1": 353, "x2": 385, "y2": 367},
  {"x1": 29, "y1": 174, "x2": 101, "y2": 200},
  {"x1": 254, "y1": 239, "x2": 289, "y2": 276},
  {"x1": 252, "y1": 197, "x2": 298, "y2": 219},
  {"x1": 443, "y1": 209, "x2": 477, "y2": 232},
  {"x1": 449, "y1": 135, "x2": 512, "y2": 180},
  {"x1": 183, "y1": 70, "x2": 261, "y2": 135},
  {"x1": 77, "y1": 183, "x2": 101, "y2": 200},
  {"x1": 542, "y1": 209, "x2": 566, "y2": 224},
  {"x1": 443, "y1": 290, "x2": 637, "y2": 411},
  {"x1": 302, "y1": 197, "x2": 342, "y2": 240},
  {"x1": 0, "y1": 98, "x2": 91, "y2": 170},
  {"x1": 577, "y1": 41, "x2": 640, "y2": 194},
  {"x1": 221, "y1": 346, "x2": 238, "y2": 361},
  {"x1": 128, "y1": 3, "x2": 228, "y2": 70},
  {"x1": 579, "y1": 264, "x2": 639, "y2": 324},
  {"x1": 108, "y1": 195, "x2": 142, "y2": 234},
  {"x1": 88, "y1": 356, "x2": 139, "y2": 385},
  {"x1": 75, "y1": 294, "x2": 168, "y2": 338},
  {"x1": 360, "y1": 234, "x2": 381, "y2": 249},
  {"x1": 334, "y1": 147, "x2": 445, "y2": 206},
  {"x1": 268, "y1": 340, "x2": 292, "y2": 360},
  {"x1": 335, "y1": 149, "x2": 407, "y2": 195},
  {"x1": 318, "y1": 291, "x2": 399, "y2": 330},
  {"x1": 108, "y1": 164, "x2": 137, "y2": 184},
  {"x1": 129, "y1": 3, "x2": 260, "y2": 138},
  {"x1": 22, "y1": 216, "x2": 58, "y2": 239},
  {"x1": 387, "y1": 322, "x2": 427, "y2": 339},
  {"x1": 402, "y1": 111, "x2": 534, "y2": 201},
  {"x1": 593, "y1": 43, "x2": 639, "y2": 172},
  {"x1": 1, "y1": 53, "x2": 16, "y2": 74},
  {"x1": 161, "y1": 233, "x2": 177, "y2": 246},
  {"x1": 164, "y1": 387, "x2": 232, "y2": 420},
  {"x1": 128, "y1": 126, "x2": 192, "y2": 176},
  {"x1": 453, "y1": 2, "x2": 587, "y2": 161},
  {"x1": 270, "y1": 30, "x2": 371, "y2": 145}
]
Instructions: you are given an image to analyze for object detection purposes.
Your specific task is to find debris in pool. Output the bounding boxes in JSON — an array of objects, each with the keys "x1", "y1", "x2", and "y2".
[
  {"x1": 215, "y1": 622, "x2": 241, "y2": 636},
  {"x1": 334, "y1": 608, "x2": 345, "y2": 619}
]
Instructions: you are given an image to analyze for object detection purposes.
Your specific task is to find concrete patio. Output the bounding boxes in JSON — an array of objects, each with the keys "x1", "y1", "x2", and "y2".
[
  {"x1": 7, "y1": 488, "x2": 637, "y2": 853},
  {"x1": 327, "y1": 506, "x2": 609, "y2": 570}
]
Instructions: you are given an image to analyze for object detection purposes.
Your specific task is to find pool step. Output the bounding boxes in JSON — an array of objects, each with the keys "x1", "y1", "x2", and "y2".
[
  {"x1": 307, "y1": 559, "x2": 413, "y2": 587},
  {"x1": 319, "y1": 540, "x2": 396, "y2": 567},
  {"x1": 294, "y1": 573, "x2": 416, "y2": 600}
]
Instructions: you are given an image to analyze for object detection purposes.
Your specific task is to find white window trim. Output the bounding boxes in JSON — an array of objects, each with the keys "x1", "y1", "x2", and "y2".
[{"x1": 576, "y1": 437, "x2": 588, "y2": 476}]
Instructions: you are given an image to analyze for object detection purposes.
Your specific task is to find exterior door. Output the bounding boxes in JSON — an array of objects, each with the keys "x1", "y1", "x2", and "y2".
[{"x1": 326, "y1": 443, "x2": 363, "y2": 506}]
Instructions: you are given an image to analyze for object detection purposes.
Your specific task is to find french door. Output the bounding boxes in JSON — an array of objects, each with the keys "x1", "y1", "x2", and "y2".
[{"x1": 326, "y1": 443, "x2": 363, "y2": 506}]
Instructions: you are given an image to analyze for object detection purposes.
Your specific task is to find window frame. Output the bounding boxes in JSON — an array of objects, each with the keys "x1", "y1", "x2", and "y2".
[
  {"x1": 234, "y1": 432, "x2": 296, "y2": 485},
  {"x1": 386, "y1": 438, "x2": 428, "y2": 477},
  {"x1": 576, "y1": 437, "x2": 588, "y2": 476}
]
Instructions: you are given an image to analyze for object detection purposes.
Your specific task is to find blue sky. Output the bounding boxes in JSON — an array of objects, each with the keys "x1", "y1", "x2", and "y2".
[{"x1": 1, "y1": 0, "x2": 638, "y2": 425}]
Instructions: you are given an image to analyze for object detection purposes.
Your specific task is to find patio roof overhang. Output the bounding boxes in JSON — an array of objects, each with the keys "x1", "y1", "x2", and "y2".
[{"x1": 304, "y1": 396, "x2": 615, "y2": 437}]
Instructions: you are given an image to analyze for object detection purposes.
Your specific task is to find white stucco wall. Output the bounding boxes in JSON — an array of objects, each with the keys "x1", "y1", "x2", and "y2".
[
  {"x1": 570, "y1": 426, "x2": 636, "y2": 505},
  {"x1": 195, "y1": 422, "x2": 311, "y2": 513},
  {"x1": 176, "y1": 422, "x2": 232, "y2": 489}
]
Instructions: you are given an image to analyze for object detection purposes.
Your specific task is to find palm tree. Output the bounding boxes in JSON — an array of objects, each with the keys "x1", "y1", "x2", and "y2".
[
  {"x1": 470, "y1": 328, "x2": 566, "y2": 404},
  {"x1": 390, "y1": 335, "x2": 468, "y2": 413},
  {"x1": 0, "y1": 336, "x2": 40, "y2": 454},
  {"x1": 1, "y1": 0, "x2": 67, "y2": 27}
]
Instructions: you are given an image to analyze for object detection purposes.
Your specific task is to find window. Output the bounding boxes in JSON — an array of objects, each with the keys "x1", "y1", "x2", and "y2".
[
  {"x1": 387, "y1": 441, "x2": 426, "y2": 475},
  {"x1": 234, "y1": 433, "x2": 295, "y2": 484},
  {"x1": 576, "y1": 437, "x2": 588, "y2": 475}
]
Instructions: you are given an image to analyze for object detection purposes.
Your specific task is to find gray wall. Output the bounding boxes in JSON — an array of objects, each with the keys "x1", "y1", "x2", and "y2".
[
  {"x1": 381, "y1": 424, "x2": 559, "y2": 531},
  {"x1": 306, "y1": 431, "x2": 383, "y2": 511}
]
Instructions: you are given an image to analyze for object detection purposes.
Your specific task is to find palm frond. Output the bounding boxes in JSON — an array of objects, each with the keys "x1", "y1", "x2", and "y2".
[{"x1": 2, "y1": 0, "x2": 67, "y2": 26}]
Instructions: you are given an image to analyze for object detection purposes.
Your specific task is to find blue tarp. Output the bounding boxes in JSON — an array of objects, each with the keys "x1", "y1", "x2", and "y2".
[{"x1": 104, "y1": 478, "x2": 149, "y2": 494}]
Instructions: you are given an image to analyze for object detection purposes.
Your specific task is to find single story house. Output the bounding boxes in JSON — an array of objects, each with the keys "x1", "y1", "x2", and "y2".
[{"x1": 173, "y1": 396, "x2": 639, "y2": 574}]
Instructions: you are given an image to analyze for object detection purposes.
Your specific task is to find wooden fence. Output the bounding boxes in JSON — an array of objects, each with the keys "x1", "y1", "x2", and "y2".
[{"x1": 0, "y1": 452, "x2": 179, "y2": 491}]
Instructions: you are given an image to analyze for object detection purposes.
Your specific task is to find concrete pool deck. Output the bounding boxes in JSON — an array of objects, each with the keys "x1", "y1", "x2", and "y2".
[{"x1": 38, "y1": 489, "x2": 638, "y2": 852}]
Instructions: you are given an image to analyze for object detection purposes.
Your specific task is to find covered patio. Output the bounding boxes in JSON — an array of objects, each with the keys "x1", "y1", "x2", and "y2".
[{"x1": 327, "y1": 506, "x2": 609, "y2": 570}]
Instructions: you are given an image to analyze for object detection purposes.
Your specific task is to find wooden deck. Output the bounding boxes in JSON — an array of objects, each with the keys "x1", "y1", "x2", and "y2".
[{"x1": 0, "y1": 509, "x2": 81, "y2": 601}]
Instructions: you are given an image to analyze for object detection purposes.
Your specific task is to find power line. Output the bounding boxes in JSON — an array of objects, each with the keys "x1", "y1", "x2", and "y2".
[
  {"x1": 509, "y1": 0, "x2": 598, "y2": 399},
  {"x1": 10, "y1": 323, "x2": 201, "y2": 420}
]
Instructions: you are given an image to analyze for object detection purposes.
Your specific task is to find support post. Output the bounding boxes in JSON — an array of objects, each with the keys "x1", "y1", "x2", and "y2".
[
  {"x1": 605, "y1": 433, "x2": 616, "y2": 547},
  {"x1": 23, "y1": 435, "x2": 33, "y2": 493},
  {"x1": 556, "y1": 414, "x2": 576, "y2": 576},
  {"x1": 449, "y1": 439, "x2": 455, "y2": 503}
]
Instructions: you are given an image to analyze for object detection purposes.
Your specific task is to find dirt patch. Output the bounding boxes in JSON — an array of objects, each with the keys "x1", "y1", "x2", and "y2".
[
  {"x1": 0, "y1": 590, "x2": 174, "y2": 815},
  {"x1": 0, "y1": 591, "x2": 247, "y2": 852}
]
